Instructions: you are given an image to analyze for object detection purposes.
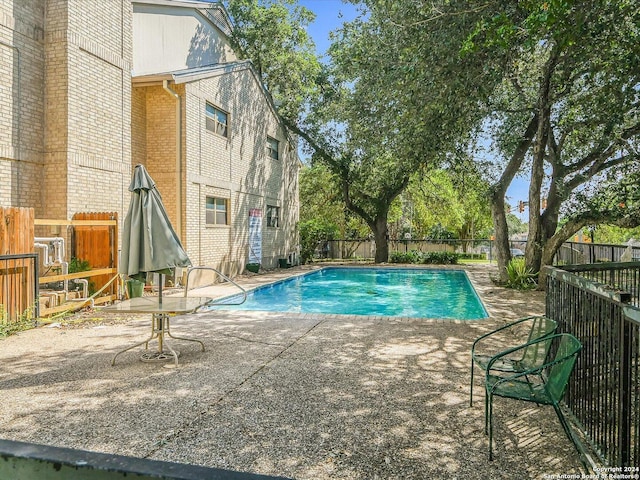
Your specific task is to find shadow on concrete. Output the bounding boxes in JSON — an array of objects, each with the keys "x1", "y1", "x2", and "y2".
[{"x1": 0, "y1": 266, "x2": 583, "y2": 479}]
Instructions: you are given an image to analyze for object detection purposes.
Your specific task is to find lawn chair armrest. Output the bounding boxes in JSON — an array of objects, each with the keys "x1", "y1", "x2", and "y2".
[
  {"x1": 485, "y1": 334, "x2": 580, "y2": 392},
  {"x1": 484, "y1": 335, "x2": 552, "y2": 374},
  {"x1": 471, "y1": 315, "x2": 544, "y2": 355}
]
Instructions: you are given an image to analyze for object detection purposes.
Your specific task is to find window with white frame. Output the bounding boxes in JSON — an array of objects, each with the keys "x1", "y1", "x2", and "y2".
[
  {"x1": 206, "y1": 197, "x2": 229, "y2": 225},
  {"x1": 205, "y1": 103, "x2": 228, "y2": 137},
  {"x1": 266, "y1": 205, "x2": 280, "y2": 228},
  {"x1": 266, "y1": 136, "x2": 279, "y2": 160}
]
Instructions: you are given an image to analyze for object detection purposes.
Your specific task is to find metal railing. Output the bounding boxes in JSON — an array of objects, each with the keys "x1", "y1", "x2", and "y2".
[
  {"x1": 546, "y1": 264, "x2": 640, "y2": 467},
  {"x1": 0, "y1": 253, "x2": 39, "y2": 322},
  {"x1": 184, "y1": 266, "x2": 247, "y2": 309},
  {"x1": 559, "y1": 262, "x2": 640, "y2": 308},
  {"x1": 556, "y1": 242, "x2": 640, "y2": 265}
]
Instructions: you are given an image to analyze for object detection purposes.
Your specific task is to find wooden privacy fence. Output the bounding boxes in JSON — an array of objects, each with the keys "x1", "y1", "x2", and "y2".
[
  {"x1": 546, "y1": 263, "x2": 640, "y2": 467},
  {"x1": 0, "y1": 208, "x2": 120, "y2": 320},
  {"x1": 71, "y1": 212, "x2": 118, "y2": 300},
  {"x1": 36, "y1": 213, "x2": 118, "y2": 316},
  {"x1": 0, "y1": 207, "x2": 37, "y2": 323},
  {"x1": 0, "y1": 207, "x2": 34, "y2": 255},
  {"x1": 0, "y1": 254, "x2": 39, "y2": 323}
]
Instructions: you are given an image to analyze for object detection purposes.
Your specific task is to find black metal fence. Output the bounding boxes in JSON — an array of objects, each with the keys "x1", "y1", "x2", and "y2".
[
  {"x1": 559, "y1": 263, "x2": 640, "y2": 308},
  {"x1": 546, "y1": 264, "x2": 640, "y2": 467},
  {"x1": 556, "y1": 242, "x2": 640, "y2": 265},
  {"x1": 322, "y1": 239, "x2": 504, "y2": 261},
  {"x1": 321, "y1": 239, "x2": 640, "y2": 264}
]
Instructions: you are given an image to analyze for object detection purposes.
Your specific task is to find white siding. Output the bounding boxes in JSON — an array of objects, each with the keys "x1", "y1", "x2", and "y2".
[{"x1": 132, "y1": 4, "x2": 237, "y2": 76}]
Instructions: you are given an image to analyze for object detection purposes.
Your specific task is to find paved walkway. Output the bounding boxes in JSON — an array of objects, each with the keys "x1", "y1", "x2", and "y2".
[{"x1": 0, "y1": 264, "x2": 584, "y2": 479}]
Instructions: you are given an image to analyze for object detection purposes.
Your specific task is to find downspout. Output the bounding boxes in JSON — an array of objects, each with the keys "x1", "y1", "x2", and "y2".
[{"x1": 162, "y1": 80, "x2": 182, "y2": 240}]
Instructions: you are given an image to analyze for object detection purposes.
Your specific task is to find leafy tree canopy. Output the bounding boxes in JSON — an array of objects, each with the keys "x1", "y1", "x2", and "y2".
[
  {"x1": 225, "y1": 0, "x2": 322, "y2": 121},
  {"x1": 391, "y1": 163, "x2": 493, "y2": 241},
  {"x1": 460, "y1": 0, "x2": 640, "y2": 280},
  {"x1": 299, "y1": 163, "x2": 368, "y2": 239}
]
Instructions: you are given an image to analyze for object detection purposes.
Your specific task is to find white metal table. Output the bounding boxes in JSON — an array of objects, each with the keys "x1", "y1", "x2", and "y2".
[{"x1": 105, "y1": 296, "x2": 211, "y2": 367}]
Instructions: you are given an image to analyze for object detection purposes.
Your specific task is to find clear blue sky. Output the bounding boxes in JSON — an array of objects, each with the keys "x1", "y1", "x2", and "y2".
[{"x1": 297, "y1": 0, "x2": 360, "y2": 55}]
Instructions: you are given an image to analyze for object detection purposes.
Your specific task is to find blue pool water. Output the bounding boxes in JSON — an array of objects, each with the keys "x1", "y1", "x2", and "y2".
[{"x1": 212, "y1": 267, "x2": 488, "y2": 320}]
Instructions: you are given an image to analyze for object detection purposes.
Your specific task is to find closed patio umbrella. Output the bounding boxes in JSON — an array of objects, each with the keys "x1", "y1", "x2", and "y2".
[{"x1": 120, "y1": 164, "x2": 191, "y2": 301}]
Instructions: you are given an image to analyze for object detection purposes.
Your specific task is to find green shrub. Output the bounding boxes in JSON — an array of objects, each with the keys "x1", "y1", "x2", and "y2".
[
  {"x1": 68, "y1": 257, "x2": 96, "y2": 294},
  {"x1": 298, "y1": 220, "x2": 339, "y2": 264},
  {"x1": 505, "y1": 258, "x2": 537, "y2": 289},
  {"x1": 390, "y1": 250, "x2": 459, "y2": 265},
  {"x1": 68, "y1": 257, "x2": 91, "y2": 273},
  {"x1": 390, "y1": 251, "x2": 422, "y2": 264},
  {"x1": 421, "y1": 251, "x2": 459, "y2": 264}
]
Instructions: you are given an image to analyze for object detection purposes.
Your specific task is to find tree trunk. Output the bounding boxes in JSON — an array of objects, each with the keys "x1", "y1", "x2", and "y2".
[
  {"x1": 537, "y1": 221, "x2": 584, "y2": 288},
  {"x1": 489, "y1": 114, "x2": 540, "y2": 283},
  {"x1": 540, "y1": 241, "x2": 560, "y2": 279},
  {"x1": 526, "y1": 44, "x2": 558, "y2": 276},
  {"x1": 372, "y1": 215, "x2": 389, "y2": 263},
  {"x1": 525, "y1": 152, "x2": 546, "y2": 273},
  {"x1": 526, "y1": 139, "x2": 545, "y2": 274},
  {"x1": 491, "y1": 190, "x2": 511, "y2": 282}
]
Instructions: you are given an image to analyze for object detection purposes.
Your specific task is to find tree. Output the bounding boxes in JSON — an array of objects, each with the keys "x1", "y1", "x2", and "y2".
[
  {"x1": 225, "y1": 0, "x2": 321, "y2": 122},
  {"x1": 464, "y1": 0, "x2": 640, "y2": 282},
  {"x1": 227, "y1": 0, "x2": 408, "y2": 262},
  {"x1": 506, "y1": 212, "x2": 527, "y2": 237},
  {"x1": 592, "y1": 225, "x2": 640, "y2": 245},
  {"x1": 299, "y1": 162, "x2": 368, "y2": 240},
  {"x1": 393, "y1": 165, "x2": 493, "y2": 243},
  {"x1": 286, "y1": 0, "x2": 498, "y2": 262},
  {"x1": 298, "y1": 220, "x2": 338, "y2": 264},
  {"x1": 227, "y1": 0, "x2": 504, "y2": 262}
]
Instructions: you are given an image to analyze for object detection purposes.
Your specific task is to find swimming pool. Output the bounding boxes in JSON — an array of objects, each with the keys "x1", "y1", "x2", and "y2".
[{"x1": 212, "y1": 267, "x2": 488, "y2": 320}]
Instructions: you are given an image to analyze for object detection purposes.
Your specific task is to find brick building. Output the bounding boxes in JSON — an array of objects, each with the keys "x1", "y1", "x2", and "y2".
[{"x1": 0, "y1": 0, "x2": 300, "y2": 275}]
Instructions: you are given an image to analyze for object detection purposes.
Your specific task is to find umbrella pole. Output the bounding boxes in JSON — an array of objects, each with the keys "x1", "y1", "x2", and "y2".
[{"x1": 158, "y1": 274, "x2": 164, "y2": 353}]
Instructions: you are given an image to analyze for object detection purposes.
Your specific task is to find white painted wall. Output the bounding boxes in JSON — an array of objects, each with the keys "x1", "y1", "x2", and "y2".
[{"x1": 132, "y1": 3, "x2": 236, "y2": 75}]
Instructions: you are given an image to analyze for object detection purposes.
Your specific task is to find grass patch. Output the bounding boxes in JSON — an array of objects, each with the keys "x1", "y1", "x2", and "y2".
[
  {"x1": 0, "y1": 318, "x2": 35, "y2": 337},
  {"x1": 0, "y1": 305, "x2": 38, "y2": 338}
]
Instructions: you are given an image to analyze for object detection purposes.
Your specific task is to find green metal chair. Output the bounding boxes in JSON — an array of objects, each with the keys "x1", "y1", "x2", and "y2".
[
  {"x1": 470, "y1": 315, "x2": 557, "y2": 405},
  {"x1": 484, "y1": 333, "x2": 582, "y2": 462}
]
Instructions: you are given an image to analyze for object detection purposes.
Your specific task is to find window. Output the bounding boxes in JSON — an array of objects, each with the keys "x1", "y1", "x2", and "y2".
[
  {"x1": 205, "y1": 103, "x2": 228, "y2": 137},
  {"x1": 206, "y1": 197, "x2": 229, "y2": 225},
  {"x1": 266, "y1": 136, "x2": 279, "y2": 160},
  {"x1": 266, "y1": 205, "x2": 280, "y2": 228}
]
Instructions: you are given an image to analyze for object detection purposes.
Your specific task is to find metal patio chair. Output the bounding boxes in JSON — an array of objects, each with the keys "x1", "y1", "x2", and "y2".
[
  {"x1": 484, "y1": 333, "x2": 583, "y2": 463},
  {"x1": 470, "y1": 315, "x2": 557, "y2": 405}
]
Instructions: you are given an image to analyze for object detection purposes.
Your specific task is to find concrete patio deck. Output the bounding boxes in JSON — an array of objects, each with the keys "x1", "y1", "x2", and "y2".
[{"x1": 0, "y1": 264, "x2": 584, "y2": 479}]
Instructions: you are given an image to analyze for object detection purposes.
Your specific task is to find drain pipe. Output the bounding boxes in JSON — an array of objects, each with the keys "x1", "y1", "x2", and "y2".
[
  {"x1": 34, "y1": 243, "x2": 50, "y2": 265},
  {"x1": 35, "y1": 237, "x2": 66, "y2": 264},
  {"x1": 35, "y1": 237, "x2": 70, "y2": 298},
  {"x1": 69, "y1": 278, "x2": 89, "y2": 301},
  {"x1": 163, "y1": 79, "x2": 183, "y2": 240}
]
